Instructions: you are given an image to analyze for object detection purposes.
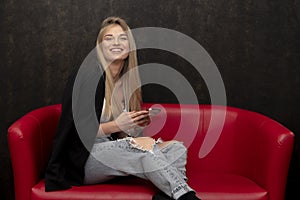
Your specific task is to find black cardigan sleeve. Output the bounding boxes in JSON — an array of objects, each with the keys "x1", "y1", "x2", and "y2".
[{"x1": 45, "y1": 50, "x2": 105, "y2": 191}]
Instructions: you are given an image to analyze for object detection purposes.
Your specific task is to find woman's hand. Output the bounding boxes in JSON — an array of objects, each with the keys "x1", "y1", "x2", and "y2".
[
  {"x1": 97, "y1": 110, "x2": 150, "y2": 138},
  {"x1": 115, "y1": 110, "x2": 149, "y2": 132}
]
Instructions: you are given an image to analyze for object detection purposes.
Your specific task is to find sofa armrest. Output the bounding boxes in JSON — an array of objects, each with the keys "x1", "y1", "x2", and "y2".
[
  {"x1": 8, "y1": 104, "x2": 61, "y2": 200},
  {"x1": 233, "y1": 109, "x2": 294, "y2": 200}
]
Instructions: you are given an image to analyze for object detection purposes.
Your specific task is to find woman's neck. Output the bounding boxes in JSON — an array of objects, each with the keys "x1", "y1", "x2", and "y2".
[{"x1": 109, "y1": 60, "x2": 124, "y2": 80}]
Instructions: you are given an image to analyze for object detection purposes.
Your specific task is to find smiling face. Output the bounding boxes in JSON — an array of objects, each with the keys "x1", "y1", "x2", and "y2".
[{"x1": 101, "y1": 24, "x2": 130, "y2": 63}]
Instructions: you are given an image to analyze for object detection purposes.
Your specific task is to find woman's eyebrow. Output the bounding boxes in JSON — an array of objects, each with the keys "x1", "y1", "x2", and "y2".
[{"x1": 104, "y1": 34, "x2": 113, "y2": 37}]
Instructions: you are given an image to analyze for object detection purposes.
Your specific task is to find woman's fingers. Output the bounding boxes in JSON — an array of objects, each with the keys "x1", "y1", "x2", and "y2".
[
  {"x1": 130, "y1": 110, "x2": 148, "y2": 118},
  {"x1": 136, "y1": 117, "x2": 150, "y2": 126},
  {"x1": 130, "y1": 110, "x2": 149, "y2": 122}
]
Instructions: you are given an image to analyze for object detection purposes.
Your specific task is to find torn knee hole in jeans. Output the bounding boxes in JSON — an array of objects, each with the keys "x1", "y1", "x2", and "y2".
[{"x1": 129, "y1": 137, "x2": 156, "y2": 153}]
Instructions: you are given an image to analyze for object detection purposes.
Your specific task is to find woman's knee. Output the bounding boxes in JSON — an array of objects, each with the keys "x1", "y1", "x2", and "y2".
[
  {"x1": 158, "y1": 140, "x2": 186, "y2": 149},
  {"x1": 173, "y1": 142, "x2": 187, "y2": 156}
]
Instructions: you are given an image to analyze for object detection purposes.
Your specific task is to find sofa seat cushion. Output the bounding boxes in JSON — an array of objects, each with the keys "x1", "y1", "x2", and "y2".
[
  {"x1": 32, "y1": 177, "x2": 158, "y2": 200},
  {"x1": 190, "y1": 172, "x2": 268, "y2": 200},
  {"x1": 32, "y1": 173, "x2": 268, "y2": 200}
]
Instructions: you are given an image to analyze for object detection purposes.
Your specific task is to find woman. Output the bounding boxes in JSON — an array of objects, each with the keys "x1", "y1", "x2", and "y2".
[{"x1": 45, "y1": 16, "x2": 200, "y2": 200}]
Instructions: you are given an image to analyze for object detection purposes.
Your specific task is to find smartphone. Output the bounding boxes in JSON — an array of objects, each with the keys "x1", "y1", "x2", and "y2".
[{"x1": 148, "y1": 108, "x2": 161, "y2": 116}]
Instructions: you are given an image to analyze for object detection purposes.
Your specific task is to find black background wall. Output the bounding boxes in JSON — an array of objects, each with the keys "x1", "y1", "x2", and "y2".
[{"x1": 1, "y1": 0, "x2": 299, "y2": 199}]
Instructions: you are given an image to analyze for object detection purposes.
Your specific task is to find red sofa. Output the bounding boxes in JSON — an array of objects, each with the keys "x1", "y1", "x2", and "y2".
[{"x1": 8, "y1": 103, "x2": 294, "y2": 200}]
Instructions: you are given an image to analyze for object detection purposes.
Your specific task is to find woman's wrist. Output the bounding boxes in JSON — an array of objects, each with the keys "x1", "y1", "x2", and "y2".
[
  {"x1": 98, "y1": 121, "x2": 121, "y2": 137},
  {"x1": 110, "y1": 120, "x2": 122, "y2": 133}
]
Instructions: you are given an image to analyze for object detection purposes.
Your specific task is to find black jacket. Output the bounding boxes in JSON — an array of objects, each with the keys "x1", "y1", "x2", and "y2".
[{"x1": 45, "y1": 50, "x2": 105, "y2": 191}]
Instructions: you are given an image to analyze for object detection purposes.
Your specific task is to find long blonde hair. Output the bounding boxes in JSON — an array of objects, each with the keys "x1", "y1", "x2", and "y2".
[{"x1": 96, "y1": 16, "x2": 142, "y2": 120}]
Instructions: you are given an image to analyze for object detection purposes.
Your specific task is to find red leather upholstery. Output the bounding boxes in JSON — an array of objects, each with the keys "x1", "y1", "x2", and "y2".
[{"x1": 8, "y1": 104, "x2": 294, "y2": 200}]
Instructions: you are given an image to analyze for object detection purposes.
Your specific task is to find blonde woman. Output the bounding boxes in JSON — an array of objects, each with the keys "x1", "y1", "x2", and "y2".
[{"x1": 45, "y1": 17, "x2": 200, "y2": 200}]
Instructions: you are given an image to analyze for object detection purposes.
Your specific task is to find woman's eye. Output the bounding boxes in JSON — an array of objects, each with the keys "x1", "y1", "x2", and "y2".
[{"x1": 120, "y1": 36, "x2": 128, "y2": 41}]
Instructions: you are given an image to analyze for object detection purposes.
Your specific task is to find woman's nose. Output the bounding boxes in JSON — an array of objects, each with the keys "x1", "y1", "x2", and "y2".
[{"x1": 113, "y1": 38, "x2": 120, "y2": 45}]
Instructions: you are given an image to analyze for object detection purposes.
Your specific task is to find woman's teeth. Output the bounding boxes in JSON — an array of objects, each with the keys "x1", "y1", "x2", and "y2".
[{"x1": 111, "y1": 48, "x2": 123, "y2": 53}]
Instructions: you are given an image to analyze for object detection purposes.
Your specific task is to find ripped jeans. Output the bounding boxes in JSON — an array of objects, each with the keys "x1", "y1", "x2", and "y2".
[{"x1": 84, "y1": 137, "x2": 194, "y2": 199}]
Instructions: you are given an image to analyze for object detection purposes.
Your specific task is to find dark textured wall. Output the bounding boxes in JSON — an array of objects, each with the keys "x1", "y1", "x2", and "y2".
[{"x1": 1, "y1": 0, "x2": 300, "y2": 199}]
